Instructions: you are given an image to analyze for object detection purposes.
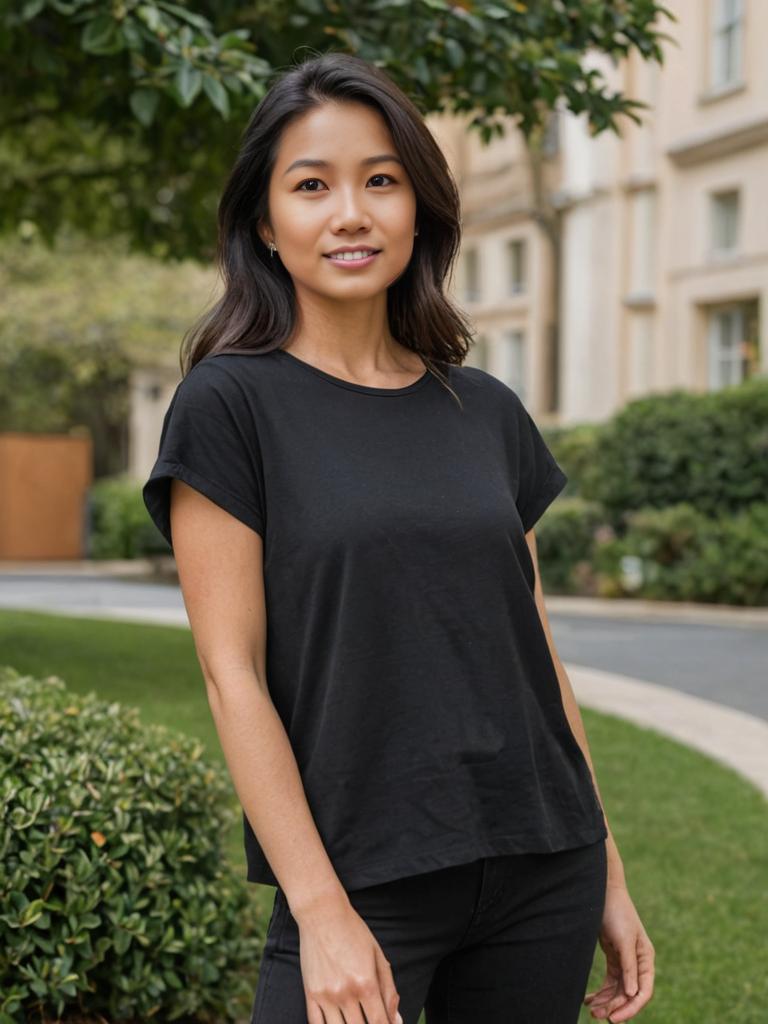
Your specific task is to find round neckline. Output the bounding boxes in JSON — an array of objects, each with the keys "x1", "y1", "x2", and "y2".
[{"x1": 274, "y1": 347, "x2": 432, "y2": 396}]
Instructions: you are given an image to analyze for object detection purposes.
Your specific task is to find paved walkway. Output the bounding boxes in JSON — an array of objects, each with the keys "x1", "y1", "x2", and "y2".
[
  {"x1": 546, "y1": 602, "x2": 768, "y2": 719},
  {"x1": 2, "y1": 559, "x2": 767, "y2": 800}
]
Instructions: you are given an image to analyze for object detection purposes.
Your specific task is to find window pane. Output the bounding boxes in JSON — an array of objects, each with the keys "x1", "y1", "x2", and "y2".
[
  {"x1": 710, "y1": 191, "x2": 739, "y2": 251},
  {"x1": 506, "y1": 239, "x2": 526, "y2": 295}
]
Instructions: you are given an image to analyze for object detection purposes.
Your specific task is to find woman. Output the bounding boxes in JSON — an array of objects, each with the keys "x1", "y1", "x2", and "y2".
[{"x1": 143, "y1": 51, "x2": 654, "y2": 1024}]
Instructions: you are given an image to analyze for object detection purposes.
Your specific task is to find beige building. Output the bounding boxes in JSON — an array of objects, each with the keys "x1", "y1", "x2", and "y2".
[{"x1": 433, "y1": 0, "x2": 766, "y2": 426}]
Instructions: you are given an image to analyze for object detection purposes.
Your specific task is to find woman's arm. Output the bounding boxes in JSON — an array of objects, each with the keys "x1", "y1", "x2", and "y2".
[
  {"x1": 169, "y1": 477, "x2": 347, "y2": 917},
  {"x1": 169, "y1": 478, "x2": 403, "y2": 1024},
  {"x1": 525, "y1": 527, "x2": 655, "y2": 1023}
]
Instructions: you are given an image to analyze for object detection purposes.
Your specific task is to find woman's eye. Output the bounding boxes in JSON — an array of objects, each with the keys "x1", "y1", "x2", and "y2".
[
  {"x1": 297, "y1": 178, "x2": 327, "y2": 192},
  {"x1": 296, "y1": 174, "x2": 396, "y2": 192}
]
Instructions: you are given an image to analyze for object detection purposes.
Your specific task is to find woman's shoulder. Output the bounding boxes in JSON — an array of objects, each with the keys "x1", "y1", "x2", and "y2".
[
  {"x1": 448, "y1": 362, "x2": 525, "y2": 408},
  {"x1": 177, "y1": 349, "x2": 279, "y2": 401}
]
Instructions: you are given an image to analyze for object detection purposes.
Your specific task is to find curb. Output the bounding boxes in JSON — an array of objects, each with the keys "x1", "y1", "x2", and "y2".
[
  {"x1": 569, "y1": 664, "x2": 768, "y2": 801},
  {"x1": 545, "y1": 595, "x2": 768, "y2": 630}
]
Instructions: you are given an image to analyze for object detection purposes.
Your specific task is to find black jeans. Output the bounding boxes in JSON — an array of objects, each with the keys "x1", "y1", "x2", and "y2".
[{"x1": 250, "y1": 838, "x2": 607, "y2": 1024}]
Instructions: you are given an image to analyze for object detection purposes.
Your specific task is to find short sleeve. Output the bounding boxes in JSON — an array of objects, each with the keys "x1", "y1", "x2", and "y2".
[
  {"x1": 511, "y1": 394, "x2": 568, "y2": 534},
  {"x1": 142, "y1": 358, "x2": 265, "y2": 551}
]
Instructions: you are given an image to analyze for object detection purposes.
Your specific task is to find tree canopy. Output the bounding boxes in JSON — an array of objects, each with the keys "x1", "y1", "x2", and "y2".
[{"x1": 2, "y1": 0, "x2": 675, "y2": 261}]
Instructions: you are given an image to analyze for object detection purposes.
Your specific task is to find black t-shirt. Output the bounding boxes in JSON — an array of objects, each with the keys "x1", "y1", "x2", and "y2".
[{"x1": 142, "y1": 348, "x2": 607, "y2": 892}]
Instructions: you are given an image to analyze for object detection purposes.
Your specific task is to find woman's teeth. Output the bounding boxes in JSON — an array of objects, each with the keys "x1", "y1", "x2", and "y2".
[{"x1": 328, "y1": 251, "x2": 376, "y2": 261}]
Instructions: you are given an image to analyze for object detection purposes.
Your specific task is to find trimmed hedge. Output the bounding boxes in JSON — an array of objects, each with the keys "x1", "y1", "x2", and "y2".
[
  {"x1": 535, "y1": 499, "x2": 768, "y2": 605},
  {"x1": 0, "y1": 666, "x2": 260, "y2": 1023},
  {"x1": 568, "y1": 377, "x2": 768, "y2": 526},
  {"x1": 532, "y1": 495, "x2": 605, "y2": 594},
  {"x1": 532, "y1": 376, "x2": 768, "y2": 604},
  {"x1": 593, "y1": 500, "x2": 768, "y2": 605}
]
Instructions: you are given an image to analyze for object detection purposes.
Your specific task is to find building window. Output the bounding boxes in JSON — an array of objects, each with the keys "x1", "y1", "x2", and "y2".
[
  {"x1": 506, "y1": 239, "x2": 526, "y2": 296},
  {"x1": 463, "y1": 247, "x2": 481, "y2": 302},
  {"x1": 710, "y1": 0, "x2": 743, "y2": 90},
  {"x1": 707, "y1": 300, "x2": 759, "y2": 389},
  {"x1": 629, "y1": 188, "x2": 656, "y2": 297},
  {"x1": 499, "y1": 329, "x2": 526, "y2": 400},
  {"x1": 627, "y1": 312, "x2": 654, "y2": 397},
  {"x1": 709, "y1": 189, "x2": 739, "y2": 253}
]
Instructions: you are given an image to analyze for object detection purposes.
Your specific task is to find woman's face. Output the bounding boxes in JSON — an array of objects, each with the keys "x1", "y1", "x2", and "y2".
[{"x1": 259, "y1": 101, "x2": 418, "y2": 302}]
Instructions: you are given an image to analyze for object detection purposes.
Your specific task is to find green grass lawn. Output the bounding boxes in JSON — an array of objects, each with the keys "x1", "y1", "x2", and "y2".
[{"x1": 2, "y1": 608, "x2": 767, "y2": 1023}]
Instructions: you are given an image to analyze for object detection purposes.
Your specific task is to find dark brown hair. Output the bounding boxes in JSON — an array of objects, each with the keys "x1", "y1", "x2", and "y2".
[{"x1": 180, "y1": 50, "x2": 474, "y2": 401}]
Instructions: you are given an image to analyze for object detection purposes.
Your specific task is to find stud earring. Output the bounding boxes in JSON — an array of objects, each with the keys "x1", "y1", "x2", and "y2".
[
  {"x1": 269, "y1": 241, "x2": 277, "y2": 257},
  {"x1": 414, "y1": 228, "x2": 419, "y2": 236}
]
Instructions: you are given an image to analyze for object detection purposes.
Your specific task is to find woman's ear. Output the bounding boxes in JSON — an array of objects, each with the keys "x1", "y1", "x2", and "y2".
[{"x1": 255, "y1": 217, "x2": 271, "y2": 249}]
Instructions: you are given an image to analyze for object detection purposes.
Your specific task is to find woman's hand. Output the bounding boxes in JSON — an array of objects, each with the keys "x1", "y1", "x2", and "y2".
[
  {"x1": 294, "y1": 892, "x2": 403, "y2": 1024},
  {"x1": 583, "y1": 883, "x2": 655, "y2": 1022}
]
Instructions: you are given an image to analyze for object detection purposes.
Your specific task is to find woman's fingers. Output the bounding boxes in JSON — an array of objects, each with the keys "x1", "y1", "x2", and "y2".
[
  {"x1": 585, "y1": 934, "x2": 655, "y2": 1021},
  {"x1": 584, "y1": 962, "x2": 622, "y2": 1010},
  {"x1": 348, "y1": 969, "x2": 400, "y2": 1024},
  {"x1": 591, "y1": 978, "x2": 651, "y2": 1023},
  {"x1": 304, "y1": 949, "x2": 402, "y2": 1024},
  {"x1": 585, "y1": 983, "x2": 621, "y2": 1019},
  {"x1": 374, "y1": 943, "x2": 403, "y2": 1023},
  {"x1": 620, "y1": 952, "x2": 639, "y2": 1002},
  {"x1": 584, "y1": 975, "x2": 618, "y2": 1001},
  {"x1": 306, "y1": 1000, "x2": 326, "y2": 1024},
  {"x1": 297, "y1": 896, "x2": 403, "y2": 1024},
  {"x1": 602, "y1": 941, "x2": 655, "y2": 1022},
  {"x1": 583, "y1": 982, "x2": 615, "y2": 1006}
]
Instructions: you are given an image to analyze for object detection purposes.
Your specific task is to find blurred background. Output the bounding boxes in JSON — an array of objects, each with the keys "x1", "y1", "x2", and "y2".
[{"x1": 1, "y1": 2, "x2": 766, "y2": 1022}]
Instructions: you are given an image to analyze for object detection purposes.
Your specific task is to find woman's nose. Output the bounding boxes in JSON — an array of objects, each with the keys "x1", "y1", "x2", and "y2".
[{"x1": 332, "y1": 188, "x2": 372, "y2": 230}]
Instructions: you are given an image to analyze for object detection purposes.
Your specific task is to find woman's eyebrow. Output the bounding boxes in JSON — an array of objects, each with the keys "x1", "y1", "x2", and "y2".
[{"x1": 282, "y1": 154, "x2": 404, "y2": 177}]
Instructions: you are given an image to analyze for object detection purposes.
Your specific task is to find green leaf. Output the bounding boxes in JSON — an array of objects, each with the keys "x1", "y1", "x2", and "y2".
[
  {"x1": 222, "y1": 74, "x2": 243, "y2": 95},
  {"x1": 121, "y1": 19, "x2": 144, "y2": 51},
  {"x1": 113, "y1": 928, "x2": 131, "y2": 955},
  {"x1": 218, "y1": 30, "x2": 251, "y2": 48},
  {"x1": 175, "y1": 64, "x2": 202, "y2": 107},
  {"x1": 129, "y1": 89, "x2": 160, "y2": 127},
  {"x1": 444, "y1": 38, "x2": 464, "y2": 69},
  {"x1": 81, "y1": 14, "x2": 123, "y2": 55},
  {"x1": 20, "y1": 899, "x2": 45, "y2": 927},
  {"x1": 156, "y1": 1, "x2": 212, "y2": 32},
  {"x1": 21, "y1": 0, "x2": 46, "y2": 19},
  {"x1": 202, "y1": 74, "x2": 229, "y2": 118},
  {"x1": 137, "y1": 4, "x2": 161, "y2": 32}
]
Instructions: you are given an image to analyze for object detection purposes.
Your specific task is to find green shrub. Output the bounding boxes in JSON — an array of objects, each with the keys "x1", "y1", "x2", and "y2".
[
  {"x1": 89, "y1": 476, "x2": 169, "y2": 559},
  {"x1": 593, "y1": 501, "x2": 768, "y2": 605},
  {"x1": 533, "y1": 496, "x2": 607, "y2": 594},
  {"x1": 542, "y1": 420, "x2": 605, "y2": 501},
  {"x1": 0, "y1": 666, "x2": 260, "y2": 1023},
  {"x1": 586, "y1": 376, "x2": 768, "y2": 527}
]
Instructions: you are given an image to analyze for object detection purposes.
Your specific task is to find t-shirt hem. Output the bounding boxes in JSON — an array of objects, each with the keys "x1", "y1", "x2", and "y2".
[{"x1": 245, "y1": 820, "x2": 609, "y2": 892}]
